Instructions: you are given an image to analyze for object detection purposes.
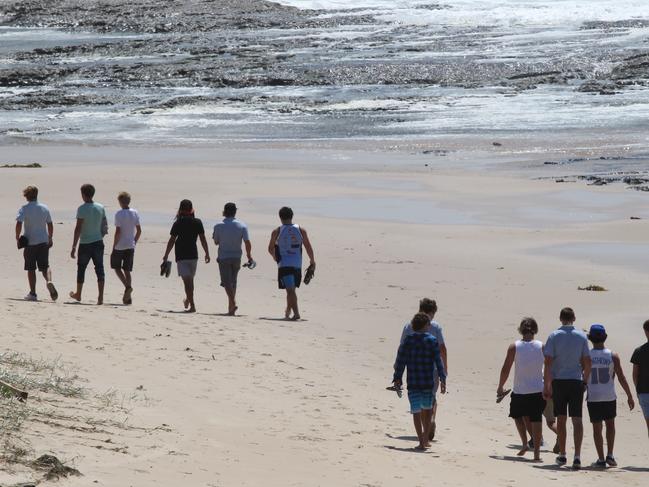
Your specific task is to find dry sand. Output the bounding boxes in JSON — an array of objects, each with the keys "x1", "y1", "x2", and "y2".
[{"x1": 1, "y1": 142, "x2": 648, "y2": 486}]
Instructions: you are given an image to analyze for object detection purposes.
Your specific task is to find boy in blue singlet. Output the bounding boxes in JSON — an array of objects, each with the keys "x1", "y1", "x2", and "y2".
[
  {"x1": 267, "y1": 207, "x2": 315, "y2": 320},
  {"x1": 586, "y1": 324, "x2": 635, "y2": 468}
]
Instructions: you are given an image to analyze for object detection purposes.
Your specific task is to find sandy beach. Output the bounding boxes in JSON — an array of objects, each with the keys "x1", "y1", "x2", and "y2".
[{"x1": 0, "y1": 141, "x2": 648, "y2": 486}]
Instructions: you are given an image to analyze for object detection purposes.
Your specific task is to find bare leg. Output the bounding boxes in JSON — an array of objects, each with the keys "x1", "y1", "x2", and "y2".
[
  {"x1": 429, "y1": 401, "x2": 438, "y2": 440},
  {"x1": 556, "y1": 416, "x2": 567, "y2": 456},
  {"x1": 531, "y1": 421, "x2": 542, "y2": 460},
  {"x1": 114, "y1": 268, "x2": 128, "y2": 287},
  {"x1": 225, "y1": 285, "x2": 237, "y2": 315},
  {"x1": 592, "y1": 421, "x2": 604, "y2": 460},
  {"x1": 412, "y1": 412, "x2": 425, "y2": 449},
  {"x1": 572, "y1": 416, "x2": 584, "y2": 458},
  {"x1": 69, "y1": 282, "x2": 83, "y2": 301},
  {"x1": 421, "y1": 408, "x2": 432, "y2": 447},
  {"x1": 182, "y1": 276, "x2": 195, "y2": 312},
  {"x1": 514, "y1": 418, "x2": 529, "y2": 455},
  {"x1": 286, "y1": 288, "x2": 299, "y2": 319},
  {"x1": 97, "y1": 279, "x2": 104, "y2": 305},
  {"x1": 645, "y1": 418, "x2": 649, "y2": 439},
  {"x1": 27, "y1": 270, "x2": 37, "y2": 295},
  {"x1": 605, "y1": 419, "x2": 615, "y2": 458}
]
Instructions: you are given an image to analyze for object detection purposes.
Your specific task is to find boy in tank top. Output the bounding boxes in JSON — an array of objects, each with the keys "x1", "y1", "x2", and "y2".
[
  {"x1": 497, "y1": 317, "x2": 546, "y2": 461},
  {"x1": 586, "y1": 324, "x2": 635, "y2": 467}
]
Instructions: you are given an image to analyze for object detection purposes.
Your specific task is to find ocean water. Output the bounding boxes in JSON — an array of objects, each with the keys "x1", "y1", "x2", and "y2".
[{"x1": 1, "y1": 0, "x2": 648, "y2": 149}]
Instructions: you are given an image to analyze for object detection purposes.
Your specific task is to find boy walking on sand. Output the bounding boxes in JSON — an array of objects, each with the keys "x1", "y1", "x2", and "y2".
[
  {"x1": 398, "y1": 298, "x2": 448, "y2": 440},
  {"x1": 15, "y1": 186, "x2": 58, "y2": 301},
  {"x1": 631, "y1": 320, "x2": 649, "y2": 440},
  {"x1": 267, "y1": 207, "x2": 315, "y2": 320},
  {"x1": 213, "y1": 202, "x2": 253, "y2": 315},
  {"x1": 543, "y1": 307, "x2": 591, "y2": 469},
  {"x1": 393, "y1": 312, "x2": 447, "y2": 450},
  {"x1": 586, "y1": 324, "x2": 635, "y2": 467},
  {"x1": 111, "y1": 192, "x2": 141, "y2": 305},
  {"x1": 70, "y1": 184, "x2": 108, "y2": 305}
]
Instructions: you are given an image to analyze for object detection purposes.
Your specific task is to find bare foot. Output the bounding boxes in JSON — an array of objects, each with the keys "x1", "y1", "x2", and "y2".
[
  {"x1": 284, "y1": 307, "x2": 291, "y2": 319},
  {"x1": 97, "y1": 296, "x2": 103, "y2": 305},
  {"x1": 228, "y1": 306, "x2": 238, "y2": 316},
  {"x1": 183, "y1": 298, "x2": 190, "y2": 309},
  {"x1": 517, "y1": 446, "x2": 529, "y2": 456},
  {"x1": 123, "y1": 286, "x2": 133, "y2": 305},
  {"x1": 290, "y1": 314, "x2": 301, "y2": 321},
  {"x1": 69, "y1": 291, "x2": 81, "y2": 302},
  {"x1": 533, "y1": 455, "x2": 542, "y2": 462},
  {"x1": 414, "y1": 444, "x2": 427, "y2": 451},
  {"x1": 186, "y1": 306, "x2": 196, "y2": 313}
]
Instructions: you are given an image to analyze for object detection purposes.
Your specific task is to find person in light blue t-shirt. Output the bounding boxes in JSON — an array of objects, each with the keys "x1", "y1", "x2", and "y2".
[
  {"x1": 70, "y1": 184, "x2": 107, "y2": 305},
  {"x1": 543, "y1": 307, "x2": 591, "y2": 470},
  {"x1": 15, "y1": 185, "x2": 58, "y2": 302},
  {"x1": 213, "y1": 202, "x2": 253, "y2": 316}
]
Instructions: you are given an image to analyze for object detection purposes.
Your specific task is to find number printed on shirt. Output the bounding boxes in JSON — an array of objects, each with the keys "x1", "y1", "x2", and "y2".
[{"x1": 590, "y1": 367, "x2": 611, "y2": 385}]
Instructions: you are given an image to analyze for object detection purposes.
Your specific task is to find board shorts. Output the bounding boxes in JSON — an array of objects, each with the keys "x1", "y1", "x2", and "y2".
[
  {"x1": 77, "y1": 241, "x2": 105, "y2": 283},
  {"x1": 110, "y1": 248, "x2": 134, "y2": 272},
  {"x1": 407, "y1": 389, "x2": 434, "y2": 414},
  {"x1": 24, "y1": 243, "x2": 49, "y2": 272},
  {"x1": 177, "y1": 259, "x2": 198, "y2": 278},
  {"x1": 509, "y1": 392, "x2": 546, "y2": 422},
  {"x1": 218, "y1": 258, "x2": 241, "y2": 288},
  {"x1": 587, "y1": 400, "x2": 616, "y2": 422},
  {"x1": 552, "y1": 379, "x2": 585, "y2": 418},
  {"x1": 638, "y1": 393, "x2": 649, "y2": 419},
  {"x1": 278, "y1": 266, "x2": 301, "y2": 290}
]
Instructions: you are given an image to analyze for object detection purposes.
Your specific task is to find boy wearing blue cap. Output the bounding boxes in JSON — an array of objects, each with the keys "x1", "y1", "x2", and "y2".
[{"x1": 587, "y1": 324, "x2": 635, "y2": 468}]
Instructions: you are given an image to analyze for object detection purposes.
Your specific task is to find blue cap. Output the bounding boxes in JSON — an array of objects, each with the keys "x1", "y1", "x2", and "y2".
[{"x1": 588, "y1": 324, "x2": 607, "y2": 340}]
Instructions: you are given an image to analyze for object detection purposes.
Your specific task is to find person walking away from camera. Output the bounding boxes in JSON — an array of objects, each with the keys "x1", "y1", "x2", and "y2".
[
  {"x1": 398, "y1": 298, "x2": 448, "y2": 440},
  {"x1": 543, "y1": 307, "x2": 591, "y2": 469},
  {"x1": 393, "y1": 312, "x2": 447, "y2": 450},
  {"x1": 497, "y1": 317, "x2": 546, "y2": 461},
  {"x1": 631, "y1": 319, "x2": 649, "y2": 441},
  {"x1": 15, "y1": 185, "x2": 58, "y2": 301},
  {"x1": 267, "y1": 206, "x2": 315, "y2": 320},
  {"x1": 70, "y1": 184, "x2": 107, "y2": 305},
  {"x1": 213, "y1": 202, "x2": 253, "y2": 316},
  {"x1": 111, "y1": 192, "x2": 141, "y2": 305},
  {"x1": 586, "y1": 324, "x2": 634, "y2": 468},
  {"x1": 162, "y1": 199, "x2": 210, "y2": 313}
]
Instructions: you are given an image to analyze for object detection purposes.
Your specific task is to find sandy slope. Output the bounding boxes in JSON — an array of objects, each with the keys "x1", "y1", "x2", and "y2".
[{"x1": 1, "y1": 143, "x2": 648, "y2": 486}]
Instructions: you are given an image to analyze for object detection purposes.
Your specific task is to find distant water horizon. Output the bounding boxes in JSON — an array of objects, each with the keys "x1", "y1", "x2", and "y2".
[{"x1": 1, "y1": 0, "x2": 648, "y2": 153}]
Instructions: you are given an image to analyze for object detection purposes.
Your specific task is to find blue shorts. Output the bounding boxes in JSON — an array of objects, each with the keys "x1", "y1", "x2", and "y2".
[
  {"x1": 407, "y1": 389, "x2": 434, "y2": 414},
  {"x1": 639, "y1": 393, "x2": 649, "y2": 419},
  {"x1": 278, "y1": 267, "x2": 301, "y2": 290}
]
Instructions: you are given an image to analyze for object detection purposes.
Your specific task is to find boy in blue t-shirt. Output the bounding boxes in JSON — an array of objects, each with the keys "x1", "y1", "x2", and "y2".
[{"x1": 393, "y1": 312, "x2": 447, "y2": 450}]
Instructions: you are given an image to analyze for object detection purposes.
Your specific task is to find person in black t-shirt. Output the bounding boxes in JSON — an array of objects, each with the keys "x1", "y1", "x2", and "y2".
[
  {"x1": 162, "y1": 199, "x2": 210, "y2": 313},
  {"x1": 631, "y1": 319, "x2": 649, "y2": 438}
]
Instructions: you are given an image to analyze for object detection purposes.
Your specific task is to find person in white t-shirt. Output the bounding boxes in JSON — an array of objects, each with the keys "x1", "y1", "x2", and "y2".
[
  {"x1": 110, "y1": 192, "x2": 141, "y2": 305},
  {"x1": 497, "y1": 317, "x2": 546, "y2": 461}
]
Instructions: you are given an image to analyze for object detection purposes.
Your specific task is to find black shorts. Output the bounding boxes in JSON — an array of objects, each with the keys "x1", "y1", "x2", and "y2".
[
  {"x1": 587, "y1": 400, "x2": 616, "y2": 423},
  {"x1": 509, "y1": 392, "x2": 546, "y2": 422},
  {"x1": 24, "y1": 243, "x2": 49, "y2": 272},
  {"x1": 278, "y1": 267, "x2": 301, "y2": 290},
  {"x1": 553, "y1": 379, "x2": 585, "y2": 418},
  {"x1": 110, "y1": 249, "x2": 134, "y2": 272}
]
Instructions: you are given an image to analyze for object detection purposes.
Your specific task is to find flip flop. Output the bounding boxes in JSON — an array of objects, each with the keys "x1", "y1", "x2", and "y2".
[
  {"x1": 303, "y1": 263, "x2": 315, "y2": 285},
  {"x1": 47, "y1": 282, "x2": 58, "y2": 301},
  {"x1": 386, "y1": 385, "x2": 403, "y2": 398},
  {"x1": 496, "y1": 389, "x2": 511, "y2": 403}
]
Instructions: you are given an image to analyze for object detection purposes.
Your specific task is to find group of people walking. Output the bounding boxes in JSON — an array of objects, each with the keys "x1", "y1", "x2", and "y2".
[
  {"x1": 15, "y1": 184, "x2": 316, "y2": 317},
  {"x1": 391, "y1": 304, "x2": 649, "y2": 467}
]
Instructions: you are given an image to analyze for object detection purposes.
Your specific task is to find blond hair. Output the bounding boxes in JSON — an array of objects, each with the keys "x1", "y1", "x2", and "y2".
[{"x1": 117, "y1": 191, "x2": 131, "y2": 205}]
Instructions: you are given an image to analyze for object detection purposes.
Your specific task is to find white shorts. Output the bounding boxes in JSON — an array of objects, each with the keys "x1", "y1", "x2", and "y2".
[{"x1": 177, "y1": 259, "x2": 197, "y2": 278}]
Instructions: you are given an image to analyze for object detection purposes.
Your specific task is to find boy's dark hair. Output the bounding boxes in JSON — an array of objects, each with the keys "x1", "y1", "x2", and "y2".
[
  {"x1": 644, "y1": 319, "x2": 649, "y2": 332},
  {"x1": 411, "y1": 313, "x2": 430, "y2": 332},
  {"x1": 559, "y1": 307, "x2": 575, "y2": 323},
  {"x1": 279, "y1": 206, "x2": 293, "y2": 221},
  {"x1": 80, "y1": 183, "x2": 95, "y2": 199},
  {"x1": 23, "y1": 186, "x2": 38, "y2": 201},
  {"x1": 223, "y1": 202, "x2": 237, "y2": 218},
  {"x1": 419, "y1": 298, "x2": 437, "y2": 315},
  {"x1": 518, "y1": 317, "x2": 538, "y2": 336}
]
